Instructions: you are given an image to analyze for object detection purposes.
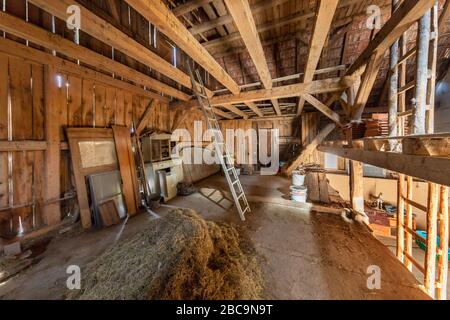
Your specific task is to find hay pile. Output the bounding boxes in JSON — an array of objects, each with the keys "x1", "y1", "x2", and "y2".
[{"x1": 67, "y1": 209, "x2": 263, "y2": 300}]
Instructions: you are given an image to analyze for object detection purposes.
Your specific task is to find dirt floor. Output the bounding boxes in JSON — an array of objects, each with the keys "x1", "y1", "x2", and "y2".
[{"x1": 0, "y1": 174, "x2": 435, "y2": 300}]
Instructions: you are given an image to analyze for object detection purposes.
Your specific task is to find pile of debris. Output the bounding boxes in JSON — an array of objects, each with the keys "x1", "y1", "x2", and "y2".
[{"x1": 67, "y1": 209, "x2": 263, "y2": 300}]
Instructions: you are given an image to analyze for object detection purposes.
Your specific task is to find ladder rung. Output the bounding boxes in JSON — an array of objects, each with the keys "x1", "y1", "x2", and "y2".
[{"x1": 190, "y1": 67, "x2": 249, "y2": 222}]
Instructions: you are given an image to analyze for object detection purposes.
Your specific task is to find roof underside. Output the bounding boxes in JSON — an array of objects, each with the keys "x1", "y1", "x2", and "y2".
[{"x1": 2, "y1": 0, "x2": 450, "y2": 118}]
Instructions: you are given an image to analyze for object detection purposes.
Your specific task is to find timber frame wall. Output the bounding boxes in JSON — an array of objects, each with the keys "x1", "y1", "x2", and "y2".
[
  {"x1": 0, "y1": 43, "x2": 170, "y2": 238},
  {"x1": 316, "y1": 0, "x2": 449, "y2": 300}
]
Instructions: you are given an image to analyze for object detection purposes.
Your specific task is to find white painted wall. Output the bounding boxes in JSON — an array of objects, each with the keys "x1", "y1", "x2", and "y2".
[{"x1": 326, "y1": 173, "x2": 430, "y2": 229}]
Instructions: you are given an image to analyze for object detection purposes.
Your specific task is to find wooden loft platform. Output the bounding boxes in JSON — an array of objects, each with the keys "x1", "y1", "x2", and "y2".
[{"x1": 318, "y1": 133, "x2": 450, "y2": 186}]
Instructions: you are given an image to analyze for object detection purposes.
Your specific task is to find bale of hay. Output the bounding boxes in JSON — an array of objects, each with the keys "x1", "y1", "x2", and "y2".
[{"x1": 67, "y1": 209, "x2": 263, "y2": 300}]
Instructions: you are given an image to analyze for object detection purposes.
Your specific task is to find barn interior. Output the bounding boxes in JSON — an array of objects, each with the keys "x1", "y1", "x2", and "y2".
[{"x1": 0, "y1": 0, "x2": 449, "y2": 300}]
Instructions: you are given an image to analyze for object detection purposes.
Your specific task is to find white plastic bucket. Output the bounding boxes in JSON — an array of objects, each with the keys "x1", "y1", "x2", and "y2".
[
  {"x1": 292, "y1": 171, "x2": 305, "y2": 187},
  {"x1": 290, "y1": 185, "x2": 307, "y2": 203}
]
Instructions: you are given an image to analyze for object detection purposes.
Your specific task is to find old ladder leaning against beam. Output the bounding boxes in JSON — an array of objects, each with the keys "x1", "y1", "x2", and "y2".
[{"x1": 188, "y1": 67, "x2": 251, "y2": 221}]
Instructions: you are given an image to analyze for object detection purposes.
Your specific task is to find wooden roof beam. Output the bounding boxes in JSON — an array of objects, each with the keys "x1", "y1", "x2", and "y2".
[
  {"x1": 174, "y1": 76, "x2": 354, "y2": 108},
  {"x1": 297, "y1": 0, "x2": 339, "y2": 115},
  {"x1": 221, "y1": 104, "x2": 249, "y2": 119},
  {"x1": 0, "y1": 37, "x2": 169, "y2": 103},
  {"x1": 203, "y1": 9, "x2": 315, "y2": 50},
  {"x1": 136, "y1": 100, "x2": 158, "y2": 135},
  {"x1": 224, "y1": 0, "x2": 280, "y2": 116},
  {"x1": 301, "y1": 94, "x2": 343, "y2": 127},
  {"x1": 0, "y1": 12, "x2": 189, "y2": 101},
  {"x1": 173, "y1": 0, "x2": 214, "y2": 17},
  {"x1": 29, "y1": 0, "x2": 202, "y2": 94},
  {"x1": 348, "y1": 0, "x2": 436, "y2": 121},
  {"x1": 318, "y1": 143, "x2": 450, "y2": 187},
  {"x1": 347, "y1": 0, "x2": 436, "y2": 76},
  {"x1": 125, "y1": 0, "x2": 240, "y2": 95},
  {"x1": 189, "y1": 0, "x2": 290, "y2": 36}
]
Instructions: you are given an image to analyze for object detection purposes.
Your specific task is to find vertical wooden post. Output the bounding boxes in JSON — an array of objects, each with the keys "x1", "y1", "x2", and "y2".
[
  {"x1": 426, "y1": 2, "x2": 438, "y2": 134},
  {"x1": 397, "y1": 174, "x2": 405, "y2": 262},
  {"x1": 424, "y1": 182, "x2": 439, "y2": 298},
  {"x1": 404, "y1": 175, "x2": 413, "y2": 271},
  {"x1": 437, "y1": 185, "x2": 449, "y2": 300},
  {"x1": 388, "y1": 0, "x2": 400, "y2": 150},
  {"x1": 43, "y1": 66, "x2": 61, "y2": 226},
  {"x1": 398, "y1": 33, "x2": 407, "y2": 136},
  {"x1": 350, "y1": 160, "x2": 364, "y2": 214},
  {"x1": 413, "y1": 9, "x2": 431, "y2": 135}
]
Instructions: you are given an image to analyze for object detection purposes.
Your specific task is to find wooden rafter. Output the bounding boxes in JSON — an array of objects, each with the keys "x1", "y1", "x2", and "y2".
[
  {"x1": 348, "y1": 0, "x2": 436, "y2": 121},
  {"x1": 105, "y1": 0, "x2": 121, "y2": 21},
  {"x1": 301, "y1": 94, "x2": 342, "y2": 126},
  {"x1": 29, "y1": 0, "x2": 202, "y2": 93},
  {"x1": 136, "y1": 100, "x2": 157, "y2": 135},
  {"x1": 282, "y1": 123, "x2": 336, "y2": 176},
  {"x1": 224, "y1": 0, "x2": 281, "y2": 116},
  {"x1": 204, "y1": 9, "x2": 315, "y2": 50},
  {"x1": 213, "y1": 107, "x2": 234, "y2": 119},
  {"x1": 125, "y1": 0, "x2": 240, "y2": 95},
  {"x1": 189, "y1": 0, "x2": 290, "y2": 36},
  {"x1": 174, "y1": 77, "x2": 354, "y2": 108},
  {"x1": 0, "y1": 12, "x2": 189, "y2": 101},
  {"x1": 173, "y1": 0, "x2": 214, "y2": 17},
  {"x1": 297, "y1": 0, "x2": 339, "y2": 115},
  {"x1": 221, "y1": 104, "x2": 249, "y2": 119},
  {"x1": 0, "y1": 37, "x2": 167, "y2": 103}
]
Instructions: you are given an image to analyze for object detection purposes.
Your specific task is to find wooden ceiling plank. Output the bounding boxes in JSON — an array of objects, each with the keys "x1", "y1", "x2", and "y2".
[
  {"x1": 0, "y1": 12, "x2": 189, "y2": 101},
  {"x1": 125, "y1": 0, "x2": 240, "y2": 95}
]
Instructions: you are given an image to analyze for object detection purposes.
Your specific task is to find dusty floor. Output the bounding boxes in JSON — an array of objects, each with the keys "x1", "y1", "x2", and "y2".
[{"x1": 0, "y1": 174, "x2": 432, "y2": 300}]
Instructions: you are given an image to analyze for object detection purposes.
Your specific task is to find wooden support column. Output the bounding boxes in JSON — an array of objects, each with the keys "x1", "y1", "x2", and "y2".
[
  {"x1": 426, "y1": 3, "x2": 438, "y2": 134},
  {"x1": 424, "y1": 182, "x2": 439, "y2": 298},
  {"x1": 350, "y1": 160, "x2": 364, "y2": 214},
  {"x1": 413, "y1": 9, "x2": 431, "y2": 135},
  {"x1": 405, "y1": 175, "x2": 414, "y2": 271},
  {"x1": 398, "y1": 32, "x2": 407, "y2": 136},
  {"x1": 437, "y1": 185, "x2": 449, "y2": 300},
  {"x1": 388, "y1": 0, "x2": 400, "y2": 150},
  {"x1": 397, "y1": 174, "x2": 405, "y2": 262},
  {"x1": 43, "y1": 66, "x2": 61, "y2": 226},
  {"x1": 281, "y1": 123, "x2": 335, "y2": 176}
]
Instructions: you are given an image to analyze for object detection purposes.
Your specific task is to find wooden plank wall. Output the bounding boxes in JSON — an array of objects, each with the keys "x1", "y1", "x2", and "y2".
[
  {"x1": 301, "y1": 113, "x2": 323, "y2": 165},
  {"x1": 0, "y1": 52, "x2": 169, "y2": 238},
  {"x1": 221, "y1": 120, "x2": 255, "y2": 173}
]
